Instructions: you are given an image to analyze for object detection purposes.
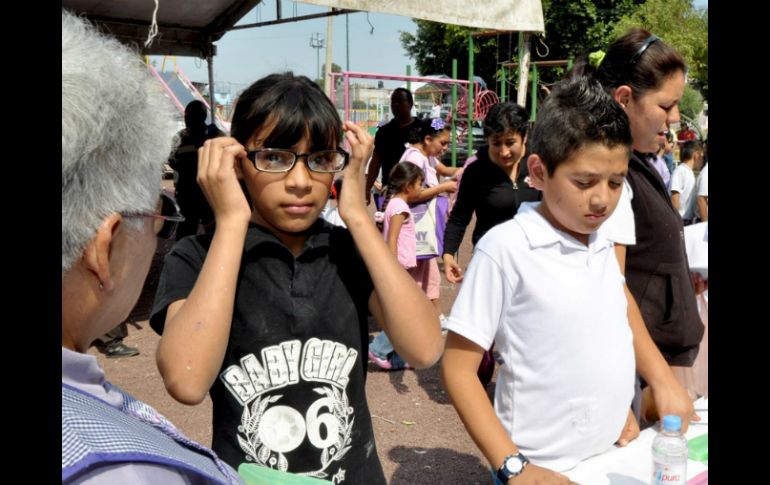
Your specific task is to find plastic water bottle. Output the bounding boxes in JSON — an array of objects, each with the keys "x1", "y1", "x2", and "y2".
[{"x1": 652, "y1": 415, "x2": 688, "y2": 485}]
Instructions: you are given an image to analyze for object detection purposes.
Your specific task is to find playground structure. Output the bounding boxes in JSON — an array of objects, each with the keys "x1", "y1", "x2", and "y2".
[
  {"x1": 330, "y1": 71, "x2": 504, "y2": 166},
  {"x1": 146, "y1": 57, "x2": 232, "y2": 133}
]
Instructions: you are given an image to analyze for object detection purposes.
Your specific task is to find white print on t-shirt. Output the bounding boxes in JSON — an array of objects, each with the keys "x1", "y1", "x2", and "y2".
[{"x1": 220, "y1": 338, "x2": 358, "y2": 483}]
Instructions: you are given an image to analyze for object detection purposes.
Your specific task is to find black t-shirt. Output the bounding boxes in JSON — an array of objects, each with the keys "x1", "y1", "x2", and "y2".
[
  {"x1": 150, "y1": 220, "x2": 386, "y2": 484},
  {"x1": 373, "y1": 118, "x2": 417, "y2": 186},
  {"x1": 442, "y1": 147, "x2": 541, "y2": 255}
]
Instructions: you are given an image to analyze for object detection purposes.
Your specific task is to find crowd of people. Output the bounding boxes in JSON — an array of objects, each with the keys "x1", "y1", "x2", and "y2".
[{"x1": 63, "y1": 8, "x2": 707, "y2": 484}]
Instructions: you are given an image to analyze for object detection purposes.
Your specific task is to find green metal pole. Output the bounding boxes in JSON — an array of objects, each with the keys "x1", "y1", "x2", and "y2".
[
  {"x1": 501, "y1": 67, "x2": 507, "y2": 102},
  {"x1": 567, "y1": 56, "x2": 573, "y2": 72},
  {"x1": 530, "y1": 64, "x2": 538, "y2": 122},
  {"x1": 452, "y1": 59, "x2": 458, "y2": 167},
  {"x1": 406, "y1": 65, "x2": 411, "y2": 93},
  {"x1": 468, "y1": 33, "x2": 474, "y2": 155}
]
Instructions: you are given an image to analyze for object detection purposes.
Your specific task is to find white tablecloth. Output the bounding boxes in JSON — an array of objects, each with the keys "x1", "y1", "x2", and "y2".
[{"x1": 564, "y1": 398, "x2": 708, "y2": 484}]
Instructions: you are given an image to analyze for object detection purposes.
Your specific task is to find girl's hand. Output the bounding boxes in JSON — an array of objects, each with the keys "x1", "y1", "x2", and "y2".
[
  {"x1": 197, "y1": 137, "x2": 251, "y2": 228},
  {"x1": 439, "y1": 180, "x2": 458, "y2": 194},
  {"x1": 339, "y1": 121, "x2": 374, "y2": 225}
]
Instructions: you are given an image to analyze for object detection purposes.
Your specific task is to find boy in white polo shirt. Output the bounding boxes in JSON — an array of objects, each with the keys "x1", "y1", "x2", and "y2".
[
  {"x1": 442, "y1": 78, "x2": 639, "y2": 484},
  {"x1": 670, "y1": 140, "x2": 704, "y2": 224}
]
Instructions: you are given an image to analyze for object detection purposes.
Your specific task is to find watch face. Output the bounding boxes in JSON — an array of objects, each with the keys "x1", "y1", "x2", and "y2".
[{"x1": 505, "y1": 456, "x2": 524, "y2": 474}]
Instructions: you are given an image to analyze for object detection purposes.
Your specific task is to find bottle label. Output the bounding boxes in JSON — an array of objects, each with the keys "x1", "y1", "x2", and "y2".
[{"x1": 652, "y1": 461, "x2": 686, "y2": 484}]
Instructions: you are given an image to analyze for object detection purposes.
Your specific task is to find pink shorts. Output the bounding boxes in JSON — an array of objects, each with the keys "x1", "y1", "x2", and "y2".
[{"x1": 407, "y1": 258, "x2": 441, "y2": 300}]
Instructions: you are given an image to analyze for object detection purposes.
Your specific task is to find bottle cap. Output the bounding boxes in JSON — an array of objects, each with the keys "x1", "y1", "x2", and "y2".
[{"x1": 662, "y1": 415, "x2": 682, "y2": 432}]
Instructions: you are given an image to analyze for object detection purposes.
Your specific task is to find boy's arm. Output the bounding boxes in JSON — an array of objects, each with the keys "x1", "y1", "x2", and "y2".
[
  {"x1": 670, "y1": 191, "x2": 680, "y2": 211},
  {"x1": 697, "y1": 196, "x2": 708, "y2": 221},
  {"x1": 614, "y1": 244, "x2": 698, "y2": 431},
  {"x1": 339, "y1": 122, "x2": 443, "y2": 368},
  {"x1": 156, "y1": 137, "x2": 252, "y2": 405},
  {"x1": 442, "y1": 333, "x2": 576, "y2": 484},
  {"x1": 365, "y1": 151, "x2": 382, "y2": 205},
  {"x1": 386, "y1": 213, "x2": 406, "y2": 258}
]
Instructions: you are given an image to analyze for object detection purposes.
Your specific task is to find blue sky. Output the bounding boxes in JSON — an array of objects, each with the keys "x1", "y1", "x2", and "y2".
[
  {"x1": 150, "y1": 1, "x2": 418, "y2": 93},
  {"x1": 151, "y1": 0, "x2": 708, "y2": 94}
]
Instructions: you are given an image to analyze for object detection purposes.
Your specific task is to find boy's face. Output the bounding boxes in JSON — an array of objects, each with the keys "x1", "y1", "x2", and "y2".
[
  {"x1": 528, "y1": 143, "x2": 629, "y2": 245},
  {"x1": 487, "y1": 129, "x2": 527, "y2": 170},
  {"x1": 242, "y1": 129, "x2": 334, "y2": 242}
]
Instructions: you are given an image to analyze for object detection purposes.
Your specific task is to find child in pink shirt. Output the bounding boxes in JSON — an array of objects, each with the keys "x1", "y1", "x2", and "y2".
[{"x1": 369, "y1": 162, "x2": 426, "y2": 370}]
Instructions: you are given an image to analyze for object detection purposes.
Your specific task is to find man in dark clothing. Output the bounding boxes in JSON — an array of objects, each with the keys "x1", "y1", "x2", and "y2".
[
  {"x1": 365, "y1": 88, "x2": 418, "y2": 206},
  {"x1": 169, "y1": 100, "x2": 224, "y2": 240}
]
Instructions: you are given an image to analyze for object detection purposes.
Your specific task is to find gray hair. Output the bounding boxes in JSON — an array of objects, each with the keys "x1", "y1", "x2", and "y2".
[{"x1": 62, "y1": 10, "x2": 178, "y2": 275}]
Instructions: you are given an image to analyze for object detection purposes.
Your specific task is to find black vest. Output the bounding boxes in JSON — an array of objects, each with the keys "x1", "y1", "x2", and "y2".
[{"x1": 625, "y1": 153, "x2": 704, "y2": 366}]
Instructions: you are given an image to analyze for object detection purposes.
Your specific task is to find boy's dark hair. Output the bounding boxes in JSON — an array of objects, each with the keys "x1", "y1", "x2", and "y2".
[
  {"x1": 392, "y1": 87, "x2": 414, "y2": 106},
  {"x1": 681, "y1": 140, "x2": 703, "y2": 161},
  {"x1": 231, "y1": 72, "x2": 342, "y2": 151},
  {"x1": 483, "y1": 102, "x2": 529, "y2": 139},
  {"x1": 529, "y1": 77, "x2": 632, "y2": 175},
  {"x1": 377, "y1": 163, "x2": 424, "y2": 229},
  {"x1": 407, "y1": 117, "x2": 449, "y2": 144}
]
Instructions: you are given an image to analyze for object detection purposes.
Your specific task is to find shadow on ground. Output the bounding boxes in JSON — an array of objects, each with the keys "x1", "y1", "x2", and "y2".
[{"x1": 388, "y1": 445, "x2": 490, "y2": 484}]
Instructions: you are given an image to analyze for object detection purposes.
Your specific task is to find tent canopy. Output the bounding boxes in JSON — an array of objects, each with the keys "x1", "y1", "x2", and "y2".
[{"x1": 61, "y1": 0, "x2": 543, "y2": 58}]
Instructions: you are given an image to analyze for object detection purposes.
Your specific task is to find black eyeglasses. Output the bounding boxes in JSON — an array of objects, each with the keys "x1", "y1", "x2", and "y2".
[
  {"x1": 122, "y1": 192, "x2": 185, "y2": 239},
  {"x1": 246, "y1": 148, "x2": 349, "y2": 173},
  {"x1": 628, "y1": 34, "x2": 659, "y2": 70}
]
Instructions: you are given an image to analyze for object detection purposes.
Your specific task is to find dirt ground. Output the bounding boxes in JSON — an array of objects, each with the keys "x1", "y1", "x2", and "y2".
[{"x1": 90, "y1": 210, "x2": 498, "y2": 484}]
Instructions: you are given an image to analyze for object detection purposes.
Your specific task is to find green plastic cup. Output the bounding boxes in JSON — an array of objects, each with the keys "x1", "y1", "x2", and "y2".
[{"x1": 237, "y1": 463, "x2": 333, "y2": 485}]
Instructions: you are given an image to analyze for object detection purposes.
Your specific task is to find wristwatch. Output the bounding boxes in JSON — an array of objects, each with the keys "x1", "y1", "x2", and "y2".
[{"x1": 496, "y1": 452, "x2": 529, "y2": 483}]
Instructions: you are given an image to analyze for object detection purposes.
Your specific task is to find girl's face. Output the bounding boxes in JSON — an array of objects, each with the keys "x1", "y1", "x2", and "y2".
[
  {"x1": 623, "y1": 71, "x2": 685, "y2": 153},
  {"x1": 487, "y1": 129, "x2": 527, "y2": 170},
  {"x1": 425, "y1": 130, "x2": 450, "y2": 157},
  {"x1": 405, "y1": 178, "x2": 423, "y2": 203},
  {"x1": 242, "y1": 127, "x2": 334, "y2": 244}
]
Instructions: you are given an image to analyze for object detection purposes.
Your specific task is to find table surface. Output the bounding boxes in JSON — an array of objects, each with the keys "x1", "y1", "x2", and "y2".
[{"x1": 564, "y1": 398, "x2": 708, "y2": 484}]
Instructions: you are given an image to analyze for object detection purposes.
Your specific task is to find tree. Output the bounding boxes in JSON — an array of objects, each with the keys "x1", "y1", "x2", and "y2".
[
  {"x1": 613, "y1": 0, "x2": 708, "y2": 98},
  {"x1": 315, "y1": 62, "x2": 343, "y2": 89},
  {"x1": 679, "y1": 85, "x2": 704, "y2": 124},
  {"x1": 400, "y1": 22, "x2": 504, "y2": 88},
  {"x1": 400, "y1": 1, "x2": 645, "y2": 91}
]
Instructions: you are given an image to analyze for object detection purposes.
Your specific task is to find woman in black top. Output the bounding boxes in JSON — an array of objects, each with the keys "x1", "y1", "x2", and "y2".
[{"x1": 442, "y1": 102, "x2": 536, "y2": 283}]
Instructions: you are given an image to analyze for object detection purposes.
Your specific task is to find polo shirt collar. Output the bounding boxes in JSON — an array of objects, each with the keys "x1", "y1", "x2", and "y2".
[
  {"x1": 515, "y1": 202, "x2": 614, "y2": 253},
  {"x1": 243, "y1": 218, "x2": 334, "y2": 254}
]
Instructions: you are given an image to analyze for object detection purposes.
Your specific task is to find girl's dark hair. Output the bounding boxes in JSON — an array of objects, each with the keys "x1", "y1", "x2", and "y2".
[
  {"x1": 377, "y1": 163, "x2": 424, "y2": 229},
  {"x1": 483, "y1": 102, "x2": 529, "y2": 138},
  {"x1": 231, "y1": 72, "x2": 342, "y2": 150},
  {"x1": 595, "y1": 28, "x2": 686, "y2": 99},
  {"x1": 407, "y1": 117, "x2": 449, "y2": 144}
]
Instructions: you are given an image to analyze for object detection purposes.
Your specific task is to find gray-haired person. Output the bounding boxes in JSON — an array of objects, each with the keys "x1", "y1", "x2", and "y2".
[{"x1": 61, "y1": 10, "x2": 242, "y2": 483}]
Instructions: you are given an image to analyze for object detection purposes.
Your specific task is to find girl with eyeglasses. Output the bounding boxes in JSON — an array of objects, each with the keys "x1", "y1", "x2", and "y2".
[
  {"x1": 150, "y1": 72, "x2": 442, "y2": 482},
  {"x1": 574, "y1": 28, "x2": 704, "y2": 430}
]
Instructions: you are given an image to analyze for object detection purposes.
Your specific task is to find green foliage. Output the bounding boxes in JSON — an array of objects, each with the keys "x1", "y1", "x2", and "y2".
[
  {"x1": 613, "y1": 0, "x2": 708, "y2": 98},
  {"x1": 400, "y1": 1, "x2": 646, "y2": 92},
  {"x1": 679, "y1": 84, "x2": 704, "y2": 122},
  {"x1": 400, "y1": 21, "x2": 512, "y2": 91}
]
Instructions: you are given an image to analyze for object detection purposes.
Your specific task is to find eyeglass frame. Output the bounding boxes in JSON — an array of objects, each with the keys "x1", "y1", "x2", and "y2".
[
  {"x1": 245, "y1": 148, "x2": 350, "y2": 174},
  {"x1": 122, "y1": 192, "x2": 185, "y2": 239}
]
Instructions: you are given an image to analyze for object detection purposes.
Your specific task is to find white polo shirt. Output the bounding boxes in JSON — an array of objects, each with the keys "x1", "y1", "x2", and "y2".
[
  {"x1": 670, "y1": 163, "x2": 696, "y2": 219},
  {"x1": 597, "y1": 179, "x2": 636, "y2": 245},
  {"x1": 445, "y1": 202, "x2": 635, "y2": 472},
  {"x1": 694, "y1": 164, "x2": 708, "y2": 220}
]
